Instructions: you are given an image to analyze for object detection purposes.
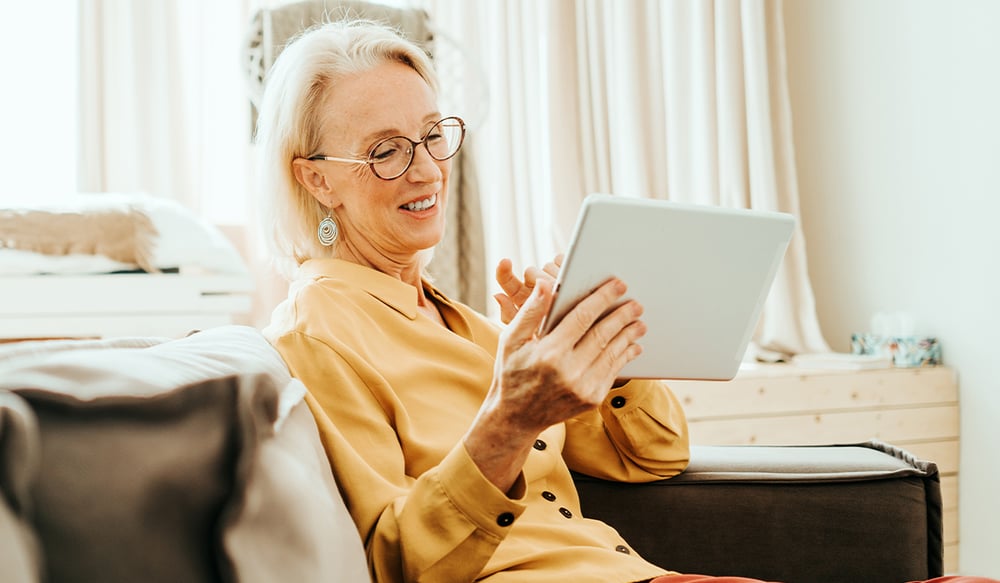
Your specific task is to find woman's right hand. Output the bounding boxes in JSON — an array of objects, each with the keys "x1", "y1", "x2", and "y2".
[
  {"x1": 494, "y1": 277, "x2": 645, "y2": 427},
  {"x1": 464, "y1": 276, "x2": 646, "y2": 492}
]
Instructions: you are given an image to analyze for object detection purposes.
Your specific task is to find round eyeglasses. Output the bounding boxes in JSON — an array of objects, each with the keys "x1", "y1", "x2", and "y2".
[{"x1": 307, "y1": 116, "x2": 466, "y2": 180}]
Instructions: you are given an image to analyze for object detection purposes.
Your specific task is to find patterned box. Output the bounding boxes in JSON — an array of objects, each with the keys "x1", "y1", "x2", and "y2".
[{"x1": 851, "y1": 334, "x2": 941, "y2": 367}]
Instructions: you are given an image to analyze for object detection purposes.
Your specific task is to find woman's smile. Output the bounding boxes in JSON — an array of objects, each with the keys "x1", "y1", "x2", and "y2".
[{"x1": 400, "y1": 192, "x2": 438, "y2": 214}]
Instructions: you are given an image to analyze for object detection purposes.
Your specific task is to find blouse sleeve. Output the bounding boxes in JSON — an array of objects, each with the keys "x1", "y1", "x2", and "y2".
[
  {"x1": 272, "y1": 331, "x2": 527, "y2": 583},
  {"x1": 562, "y1": 379, "x2": 690, "y2": 482}
]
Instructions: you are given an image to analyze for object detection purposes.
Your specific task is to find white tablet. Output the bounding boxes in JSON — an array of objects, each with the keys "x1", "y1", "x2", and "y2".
[{"x1": 540, "y1": 193, "x2": 795, "y2": 380}]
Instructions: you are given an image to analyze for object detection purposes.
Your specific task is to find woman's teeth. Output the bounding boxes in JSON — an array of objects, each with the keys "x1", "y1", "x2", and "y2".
[{"x1": 403, "y1": 194, "x2": 436, "y2": 211}]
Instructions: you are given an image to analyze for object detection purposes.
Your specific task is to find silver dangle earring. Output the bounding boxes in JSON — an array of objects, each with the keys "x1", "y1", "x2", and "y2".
[{"x1": 317, "y1": 211, "x2": 338, "y2": 246}]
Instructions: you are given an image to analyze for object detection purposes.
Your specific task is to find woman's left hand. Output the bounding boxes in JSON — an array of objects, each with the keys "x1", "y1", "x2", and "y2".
[{"x1": 493, "y1": 255, "x2": 563, "y2": 324}]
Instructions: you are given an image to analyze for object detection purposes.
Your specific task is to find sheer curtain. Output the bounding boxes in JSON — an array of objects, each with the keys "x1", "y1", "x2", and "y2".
[
  {"x1": 73, "y1": 0, "x2": 830, "y2": 353},
  {"x1": 396, "y1": 0, "x2": 829, "y2": 356},
  {"x1": 78, "y1": 0, "x2": 254, "y2": 224},
  {"x1": 77, "y1": 0, "x2": 287, "y2": 325}
]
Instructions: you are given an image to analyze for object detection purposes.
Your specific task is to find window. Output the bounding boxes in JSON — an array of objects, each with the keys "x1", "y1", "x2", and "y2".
[{"x1": 0, "y1": 3, "x2": 79, "y2": 206}]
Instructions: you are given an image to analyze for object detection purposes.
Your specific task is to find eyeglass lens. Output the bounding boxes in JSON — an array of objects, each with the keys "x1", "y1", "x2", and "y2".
[{"x1": 370, "y1": 117, "x2": 465, "y2": 179}]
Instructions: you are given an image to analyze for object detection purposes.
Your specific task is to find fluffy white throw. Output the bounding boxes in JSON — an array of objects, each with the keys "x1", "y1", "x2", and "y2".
[{"x1": 0, "y1": 207, "x2": 159, "y2": 273}]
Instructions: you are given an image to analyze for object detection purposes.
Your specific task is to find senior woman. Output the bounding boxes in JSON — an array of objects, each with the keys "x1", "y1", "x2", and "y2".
[
  {"x1": 256, "y1": 19, "x2": 689, "y2": 583},
  {"x1": 255, "y1": 20, "x2": 995, "y2": 583}
]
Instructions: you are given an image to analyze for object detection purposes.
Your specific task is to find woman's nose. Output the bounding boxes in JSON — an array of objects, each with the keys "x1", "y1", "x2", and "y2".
[{"x1": 405, "y1": 143, "x2": 445, "y2": 183}]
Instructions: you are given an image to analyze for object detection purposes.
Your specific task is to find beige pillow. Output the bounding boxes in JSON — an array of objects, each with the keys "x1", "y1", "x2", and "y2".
[
  {"x1": 0, "y1": 391, "x2": 42, "y2": 583},
  {"x1": 0, "y1": 325, "x2": 370, "y2": 583}
]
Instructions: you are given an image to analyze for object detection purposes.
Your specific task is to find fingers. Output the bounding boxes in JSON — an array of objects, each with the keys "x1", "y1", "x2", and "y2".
[
  {"x1": 495, "y1": 258, "x2": 520, "y2": 298},
  {"x1": 542, "y1": 254, "x2": 563, "y2": 280},
  {"x1": 521, "y1": 266, "x2": 549, "y2": 301},
  {"x1": 592, "y1": 300, "x2": 646, "y2": 386},
  {"x1": 502, "y1": 277, "x2": 555, "y2": 349},
  {"x1": 548, "y1": 278, "x2": 628, "y2": 345},
  {"x1": 576, "y1": 301, "x2": 646, "y2": 368},
  {"x1": 496, "y1": 259, "x2": 555, "y2": 310},
  {"x1": 495, "y1": 256, "x2": 564, "y2": 325},
  {"x1": 496, "y1": 259, "x2": 542, "y2": 305},
  {"x1": 544, "y1": 278, "x2": 646, "y2": 382},
  {"x1": 602, "y1": 325, "x2": 644, "y2": 382},
  {"x1": 493, "y1": 293, "x2": 518, "y2": 325},
  {"x1": 575, "y1": 297, "x2": 643, "y2": 349}
]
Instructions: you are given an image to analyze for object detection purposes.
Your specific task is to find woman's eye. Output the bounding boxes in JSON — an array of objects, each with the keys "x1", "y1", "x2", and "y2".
[{"x1": 372, "y1": 145, "x2": 399, "y2": 161}]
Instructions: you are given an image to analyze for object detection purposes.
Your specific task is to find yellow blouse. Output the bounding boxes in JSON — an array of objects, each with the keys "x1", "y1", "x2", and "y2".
[{"x1": 264, "y1": 259, "x2": 690, "y2": 583}]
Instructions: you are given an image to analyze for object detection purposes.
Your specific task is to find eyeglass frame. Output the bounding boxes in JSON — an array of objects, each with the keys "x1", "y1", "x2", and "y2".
[{"x1": 305, "y1": 116, "x2": 466, "y2": 181}]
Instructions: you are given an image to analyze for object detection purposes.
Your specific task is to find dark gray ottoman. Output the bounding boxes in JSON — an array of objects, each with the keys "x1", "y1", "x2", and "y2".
[{"x1": 574, "y1": 441, "x2": 941, "y2": 583}]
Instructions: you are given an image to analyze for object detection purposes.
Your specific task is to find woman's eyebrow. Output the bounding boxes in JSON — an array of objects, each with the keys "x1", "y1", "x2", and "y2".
[{"x1": 358, "y1": 113, "x2": 443, "y2": 144}]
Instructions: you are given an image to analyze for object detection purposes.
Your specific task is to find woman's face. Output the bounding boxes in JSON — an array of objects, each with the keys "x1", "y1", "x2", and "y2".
[{"x1": 312, "y1": 61, "x2": 450, "y2": 264}]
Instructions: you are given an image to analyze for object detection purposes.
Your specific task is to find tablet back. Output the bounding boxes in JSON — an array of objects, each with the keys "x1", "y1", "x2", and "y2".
[{"x1": 542, "y1": 193, "x2": 795, "y2": 380}]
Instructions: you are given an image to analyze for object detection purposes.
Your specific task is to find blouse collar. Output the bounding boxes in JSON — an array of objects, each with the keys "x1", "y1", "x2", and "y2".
[{"x1": 297, "y1": 258, "x2": 423, "y2": 320}]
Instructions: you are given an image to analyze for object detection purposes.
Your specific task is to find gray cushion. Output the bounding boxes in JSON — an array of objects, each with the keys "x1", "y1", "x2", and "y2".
[
  {"x1": 0, "y1": 391, "x2": 42, "y2": 583},
  {"x1": 0, "y1": 325, "x2": 369, "y2": 583},
  {"x1": 672, "y1": 440, "x2": 938, "y2": 483}
]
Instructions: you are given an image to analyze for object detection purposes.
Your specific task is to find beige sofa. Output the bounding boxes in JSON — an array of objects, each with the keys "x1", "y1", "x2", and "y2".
[{"x1": 0, "y1": 326, "x2": 943, "y2": 583}]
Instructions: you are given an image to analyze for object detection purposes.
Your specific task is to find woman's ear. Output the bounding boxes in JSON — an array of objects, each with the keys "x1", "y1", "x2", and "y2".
[{"x1": 292, "y1": 158, "x2": 336, "y2": 205}]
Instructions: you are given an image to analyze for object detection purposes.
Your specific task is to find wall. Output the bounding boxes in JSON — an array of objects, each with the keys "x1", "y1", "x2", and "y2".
[{"x1": 783, "y1": 0, "x2": 1000, "y2": 575}]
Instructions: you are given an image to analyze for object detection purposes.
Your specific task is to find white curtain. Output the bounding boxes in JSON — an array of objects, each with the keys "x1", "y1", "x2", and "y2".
[
  {"x1": 75, "y1": 0, "x2": 831, "y2": 353},
  {"x1": 78, "y1": 0, "x2": 254, "y2": 223},
  {"x1": 77, "y1": 0, "x2": 301, "y2": 327},
  {"x1": 400, "y1": 0, "x2": 829, "y2": 355}
]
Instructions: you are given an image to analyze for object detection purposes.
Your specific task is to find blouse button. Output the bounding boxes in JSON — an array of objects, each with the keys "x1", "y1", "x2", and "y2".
[
  {"x1": 496, "y1": 512, "x2": 515, "y2": 527},
  {"x1": 541, "y1": 491, "x2": 557, "y2": 502},
  {"x1": 559, "y1": 507, "x2": 573, "y2": 519},
  {"x1": 610, "y1": 395, "x2": 627, "y2": 409},
  {"x1": 533, "y1": 439, "x2": 547, "y2": 451},
  {"x1": 615, "y1": 545, "x2": 631, "y2": 554}
]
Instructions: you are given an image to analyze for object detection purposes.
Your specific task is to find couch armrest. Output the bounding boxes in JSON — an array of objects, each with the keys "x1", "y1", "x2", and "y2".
[{"x1": 573, "y1": 440, "x2": 942, "y2": 583}]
